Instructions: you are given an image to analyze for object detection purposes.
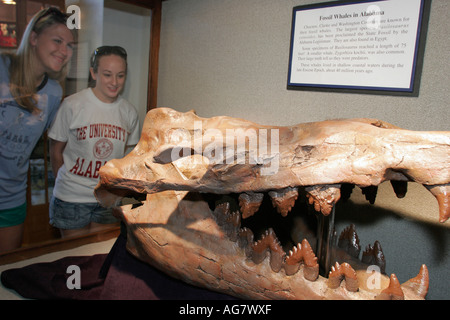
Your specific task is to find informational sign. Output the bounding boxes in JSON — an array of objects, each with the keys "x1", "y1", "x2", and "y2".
[{"x1": 287, "y1": 0, "x2": 431, "y2": 96}]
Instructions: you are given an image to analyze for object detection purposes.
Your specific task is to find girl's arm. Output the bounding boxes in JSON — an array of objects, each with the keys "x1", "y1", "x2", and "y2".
[{"x1": 49, "y1": 139, "x2": 67, "y2": 178}]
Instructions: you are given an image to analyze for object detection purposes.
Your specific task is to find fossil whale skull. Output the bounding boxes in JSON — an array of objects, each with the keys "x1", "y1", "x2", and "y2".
[{"x1": 95, "y1": 107, "x2": 449, "y2": 300}]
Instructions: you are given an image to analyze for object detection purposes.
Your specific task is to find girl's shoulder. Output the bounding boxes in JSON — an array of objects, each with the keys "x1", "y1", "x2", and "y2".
[
  {"x1": 62, "y1": 88, "x2": 91, "y2": 104},
  {"x1": 0, "y1": 53, "x2": 12, "y2": 65},
  {"x1": 118, "y1": 97, "x2": 138, "y2": 114},
  {"x1": 43, "y1": 77, "x2": 63, "y2": 96}
]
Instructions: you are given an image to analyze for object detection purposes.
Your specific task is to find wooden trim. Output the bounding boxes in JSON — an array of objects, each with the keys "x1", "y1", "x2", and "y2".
[
  {"x1": 117, "y1": 0, "x2": 162, "y2": 10},
  {"x1": 0, "y1": 226, "x2": 120, "y2": 265},
  {"x1": 148, "y1": 0, "x2": 161, "y2": 110},
  {"x1": 117, "y1": 0, "x2": 162, "y2": 110},
  {"x1": 15, "y1": 0, "x2": 26, "y2": 45}
]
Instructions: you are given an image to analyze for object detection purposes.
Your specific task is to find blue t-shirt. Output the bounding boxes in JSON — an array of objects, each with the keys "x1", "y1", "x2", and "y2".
[{"x1": 0, "y1": 55, "x2": 62, "y2": 210}]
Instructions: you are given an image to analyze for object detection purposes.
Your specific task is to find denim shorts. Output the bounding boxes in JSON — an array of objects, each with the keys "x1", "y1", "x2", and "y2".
[{"x1": 49, "y1": 197, "x2": 118, "y2": 230}]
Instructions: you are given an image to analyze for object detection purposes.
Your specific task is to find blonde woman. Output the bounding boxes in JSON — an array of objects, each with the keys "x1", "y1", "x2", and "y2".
[{"x1": 0, "y1": 7, "x2": 75, "y2": 252}]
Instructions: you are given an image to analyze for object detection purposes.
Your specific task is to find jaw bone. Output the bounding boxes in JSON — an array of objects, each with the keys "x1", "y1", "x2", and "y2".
[
  {"x1": 96, "y1": 107, "x2": 450, "y2": 223},
  {"x1": 95, "y1": 107, "x2": 448, "y2": 300}
]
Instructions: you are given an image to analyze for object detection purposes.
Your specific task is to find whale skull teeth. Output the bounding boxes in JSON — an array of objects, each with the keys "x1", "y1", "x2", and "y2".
[{"x1": 95, "y1": 107, "x2": 448, "y2": 299}]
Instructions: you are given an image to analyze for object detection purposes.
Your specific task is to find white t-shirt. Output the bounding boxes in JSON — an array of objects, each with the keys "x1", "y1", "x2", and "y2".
[{"x1": 48, "y1": 88, "x2": 140, "y2": 203}]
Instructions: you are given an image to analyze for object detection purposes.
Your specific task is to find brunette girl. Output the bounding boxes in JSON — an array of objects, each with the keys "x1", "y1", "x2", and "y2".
[{"x1": 49, "y1": 46, "x2": 140, "y2": 238}]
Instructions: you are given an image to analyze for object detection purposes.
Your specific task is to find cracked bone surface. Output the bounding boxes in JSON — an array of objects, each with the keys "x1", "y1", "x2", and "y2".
[{"x1": 95, "y1": 107, "x2": 449, "y2": 299}]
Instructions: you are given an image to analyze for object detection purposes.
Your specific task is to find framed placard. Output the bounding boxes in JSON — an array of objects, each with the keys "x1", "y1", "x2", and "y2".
[{"x1": 287, "y1": 0, "x2": 431, "y2": 96}]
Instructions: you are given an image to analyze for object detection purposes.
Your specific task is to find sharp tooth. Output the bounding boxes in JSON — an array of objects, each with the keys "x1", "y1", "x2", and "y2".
[
  {"x1": 238, "y1": 192, "x2": 264, "y2": 219},
  {"x1": 424, "y1": 184, "x2": 450, "y2": 223},
  {"x1": 376, "y1": 274, "x2": 404, "y2": 300},
  {"x1": 305, "y1": 184, "x2": 341, "y2": 216},
  {"x1": 301, "y1": 239, "x2": 319, "y2": 281},
  {"x1": 251, "y1": 228, "x2": 285, "y2": 272},
  {"x1": 338, "y1": 224, "x2": 361, "y2": 259},
  {"x1": 390, "y1": 180, "x2": 408, "y2": 198},
  {"x1": 250, "y1": 240, "x2": 266, "y2": 265},
  {"x1": 213, "y1": 202, "x2": 240, "y2": 241},
  {"x1": 285, "y1": 244, "x2": 301, "y2": 276},
  {"x1": 268, "y1": 187, "x2": 299, "y2": 217},
  {"x1": 402, "y1": 264, "x2": 429, "y2": 299},
  {"x1": 226, "y1": 211, "x2": 241, "y2": 241},
  {"x1": 327, "y1": 262, "x2": 358, "y2": 292},
  {"x1": 238, "y1": 227, "x2": 254, "y2": 258},
  {"x1": 361, "y1": 185, "x2": 378, "y2": 204},
  {"x1": 284, "y1": 239, "x2": 319, "y2": 281},
  {"x1": 361, "y1": 241, "x2": 386, "y2": 274},
  {"x1": 230, "y1": 211, "x2": 240, "y2": 227},
  {"x1": 340, "y1": 183, "x2": 355, "y2": 202},
  {"x1": 213, "y1": 202, "x2": 231, "y2": 225}
]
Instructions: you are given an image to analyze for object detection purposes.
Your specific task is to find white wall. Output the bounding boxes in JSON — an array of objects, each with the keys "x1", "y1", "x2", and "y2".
[
  {"x1": 157, "y1": 0, "x2": 450, "y2": 299},
  {"x1": 65, "y1": 0, "x2": 104, "y2": 92},
  {"x1": 158, "y1": 0, "x2": 449, "y2": 132},
  {"x1": 65, "y1": 0, "x2": 151, "y2": 127},
  {"x1": 103, "y1": 0, "x2": 151, "y2": 124}
]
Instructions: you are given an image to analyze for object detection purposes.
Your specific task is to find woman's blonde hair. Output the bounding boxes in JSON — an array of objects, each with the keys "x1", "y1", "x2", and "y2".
[{"x1": 7, "y1": 7, "x2": 76, "y2": 113}]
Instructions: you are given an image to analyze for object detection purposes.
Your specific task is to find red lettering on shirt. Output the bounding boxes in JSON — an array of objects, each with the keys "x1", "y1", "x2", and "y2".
[
  {"x1": 93, "y1": 160, "x2": 103, "y2": 178},
  {"x1": 89, "y1": 123, "x2": 127, "y2": 141},
  {"x1": 76, "y1": 126, "x2": 88, "y2": 140},
  {"x1": 69, "y1": 157, "x2": 80, "y2": 174},
  {"x1": 69, "y1": 157, "x2": 107, "y2": 178}
]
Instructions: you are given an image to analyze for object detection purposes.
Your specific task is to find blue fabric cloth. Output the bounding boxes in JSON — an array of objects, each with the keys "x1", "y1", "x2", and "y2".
[{"x1": 0, "y1": 54, "x2": 62, "y2": 210}]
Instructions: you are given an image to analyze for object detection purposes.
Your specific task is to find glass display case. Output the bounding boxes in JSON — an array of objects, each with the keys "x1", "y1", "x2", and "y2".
[{"x1": 0, "y1": 0, "x2": 160, "y2": 259}]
